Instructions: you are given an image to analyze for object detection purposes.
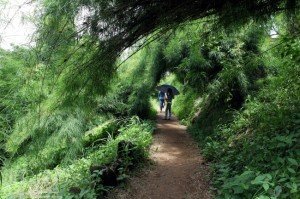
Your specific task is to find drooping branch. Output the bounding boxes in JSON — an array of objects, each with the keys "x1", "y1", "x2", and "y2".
[{"x1": 36, "y1": 0, "x2": 298, "y2": 104}]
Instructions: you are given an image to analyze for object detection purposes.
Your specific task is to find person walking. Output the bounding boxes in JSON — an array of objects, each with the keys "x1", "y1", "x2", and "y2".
[
  {"x1": 158, "y1": 91, "x2": 165, "y2": 112},
  {"x1": 164, "y1": 88, "x2": 174, "y2": 120}
]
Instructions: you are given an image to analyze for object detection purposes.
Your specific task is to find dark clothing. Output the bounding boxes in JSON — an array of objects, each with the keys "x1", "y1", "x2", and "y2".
[
  {"x1": 165, "y1": 93, "x2": 173, "y2": 102},
  {"x1": 158, "y1": 91, "x2": 165, "y2": 111},
  {"x1": 165, "y1": 92, "x2": 173, "y2": 119},
  {"x1": 158, "y1": 91, "x2": 165, "y2": 100},
  {"x1": 159, "y1": 99, "x2": 164, "y2": 110},
  {"x1": 165, "y1": 102, "x2": 172, "y2": 119}
]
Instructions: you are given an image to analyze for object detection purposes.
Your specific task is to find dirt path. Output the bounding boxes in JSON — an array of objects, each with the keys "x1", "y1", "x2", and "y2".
[{"x1": 109, "y1": 112, "x2": 212, "y2": 199}]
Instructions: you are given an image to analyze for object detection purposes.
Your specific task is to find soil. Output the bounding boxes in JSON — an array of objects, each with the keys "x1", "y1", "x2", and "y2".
[{"x1": 108, "y1": 112, "x2": 212, "y2": 199}]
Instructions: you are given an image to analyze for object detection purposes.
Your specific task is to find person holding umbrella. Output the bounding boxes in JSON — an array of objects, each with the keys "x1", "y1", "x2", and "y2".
[
  {"x1": 164, "y1": 88, "x2": 174, "y2": 120},
  {"x1": 156, "y1": 84, "x2": 179, "y2": 120}
]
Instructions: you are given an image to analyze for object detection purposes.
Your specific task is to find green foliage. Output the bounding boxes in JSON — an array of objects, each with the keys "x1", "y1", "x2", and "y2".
[
  {"x1": 0, "y1": 117, "x2": 154, "y2": 198},
  {"x1": 172, "y1": 25, "x2": 300, "y2": 198},
  {"x1": 97, "y1": 43, "x2": 165, "y2": 119},
  {"x1": 0, "y1": 48, "x2": 41, "y2": 184},
  {"x1": 83, "y1": 120, "x2": 118, "y2": 146},
  {"x1": 3, "y1": 109, "x2": 87, "y2": 180},
  {"x1": 0, "y1": 48, "x2": 38, "y2": 135},
  {"x1": 172, "y1": 88, "x2": 198, "y2": 124},
  {"x1": 0, "y1": 25, "x2": 158, "y2": 197},
  {"x1": 35, "y1": 0, "x2": 296, "y2": 109},
  {"x1": 1, "y1": 0, "x2": 300, "y2": 198},
  {"x1": 0, "y1": 43, "x2": 157, "y2": 197}
]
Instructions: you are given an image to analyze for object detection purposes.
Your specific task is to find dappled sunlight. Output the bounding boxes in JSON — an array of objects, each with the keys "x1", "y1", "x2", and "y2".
[
  {"x1": 150, "y1": 113, "x2": 200, "y2": 167},
  {"x1": 108, "y1": 113, "x2": 212, "y2": 199}
]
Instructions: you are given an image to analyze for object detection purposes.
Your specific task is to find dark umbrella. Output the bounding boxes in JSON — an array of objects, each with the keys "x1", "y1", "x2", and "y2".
[{"x1": 156, "y1": 84, "x2": 180, "y2": 95}]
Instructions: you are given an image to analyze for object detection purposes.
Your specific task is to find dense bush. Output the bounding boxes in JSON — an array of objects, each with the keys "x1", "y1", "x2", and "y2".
[
  {"x1": 167, "y1": 22, "x2": 300, "y2": 198},
  {"x1": 202, "y1": 35, "x2": 300, "y2": 199},
  {"x1": 0, "y1": 39, "x2": 157, "y2": 197},
  {"x1": 0, "y1": 117, "x2": 154, "y2": 198}
]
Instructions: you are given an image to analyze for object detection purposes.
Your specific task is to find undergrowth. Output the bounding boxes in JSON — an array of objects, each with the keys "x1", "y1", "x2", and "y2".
[
  {"x1": 170, "y1": 25, "x2": 300, "y2": 198},
  {"x1": 0, "y1": 117, "x2": 154, "y2": 198}
]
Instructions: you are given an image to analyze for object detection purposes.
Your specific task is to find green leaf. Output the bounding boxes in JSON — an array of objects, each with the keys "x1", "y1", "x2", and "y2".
[
  {"x1": 233, "y1": 186, "x2": 244, "y2": 194},
  {"x1": 251, "y1": 175, "x2": 265, "y2": 184},
  {"x1": 263, "y1": 183, "x2": 269, "y2": 191},
  {"x1": 290, "y1": 182, "x2": 298, "y2": 193},
  {"x1": 266, "y1": 174, "x2": 272, "y2": 180},
  {"x1": 287, "y1": 168, "x2": 296, "y2": 174},
  {"x1": 287, "y1": 158, "x2": 298, "y2": 166},
  {"x1": 278, "y1": 177, "x2": 287, "y2": 182}
]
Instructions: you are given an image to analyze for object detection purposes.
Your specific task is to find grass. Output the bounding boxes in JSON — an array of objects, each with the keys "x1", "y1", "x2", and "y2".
[{"x1": 0, "y1": 117, "x2": 154, "y2": 198}]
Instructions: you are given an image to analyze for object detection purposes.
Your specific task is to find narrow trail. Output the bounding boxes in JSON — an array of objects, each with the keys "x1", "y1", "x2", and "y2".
[{"x1": 110, "y1": 112, "x2": 212, "y2": 199}]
